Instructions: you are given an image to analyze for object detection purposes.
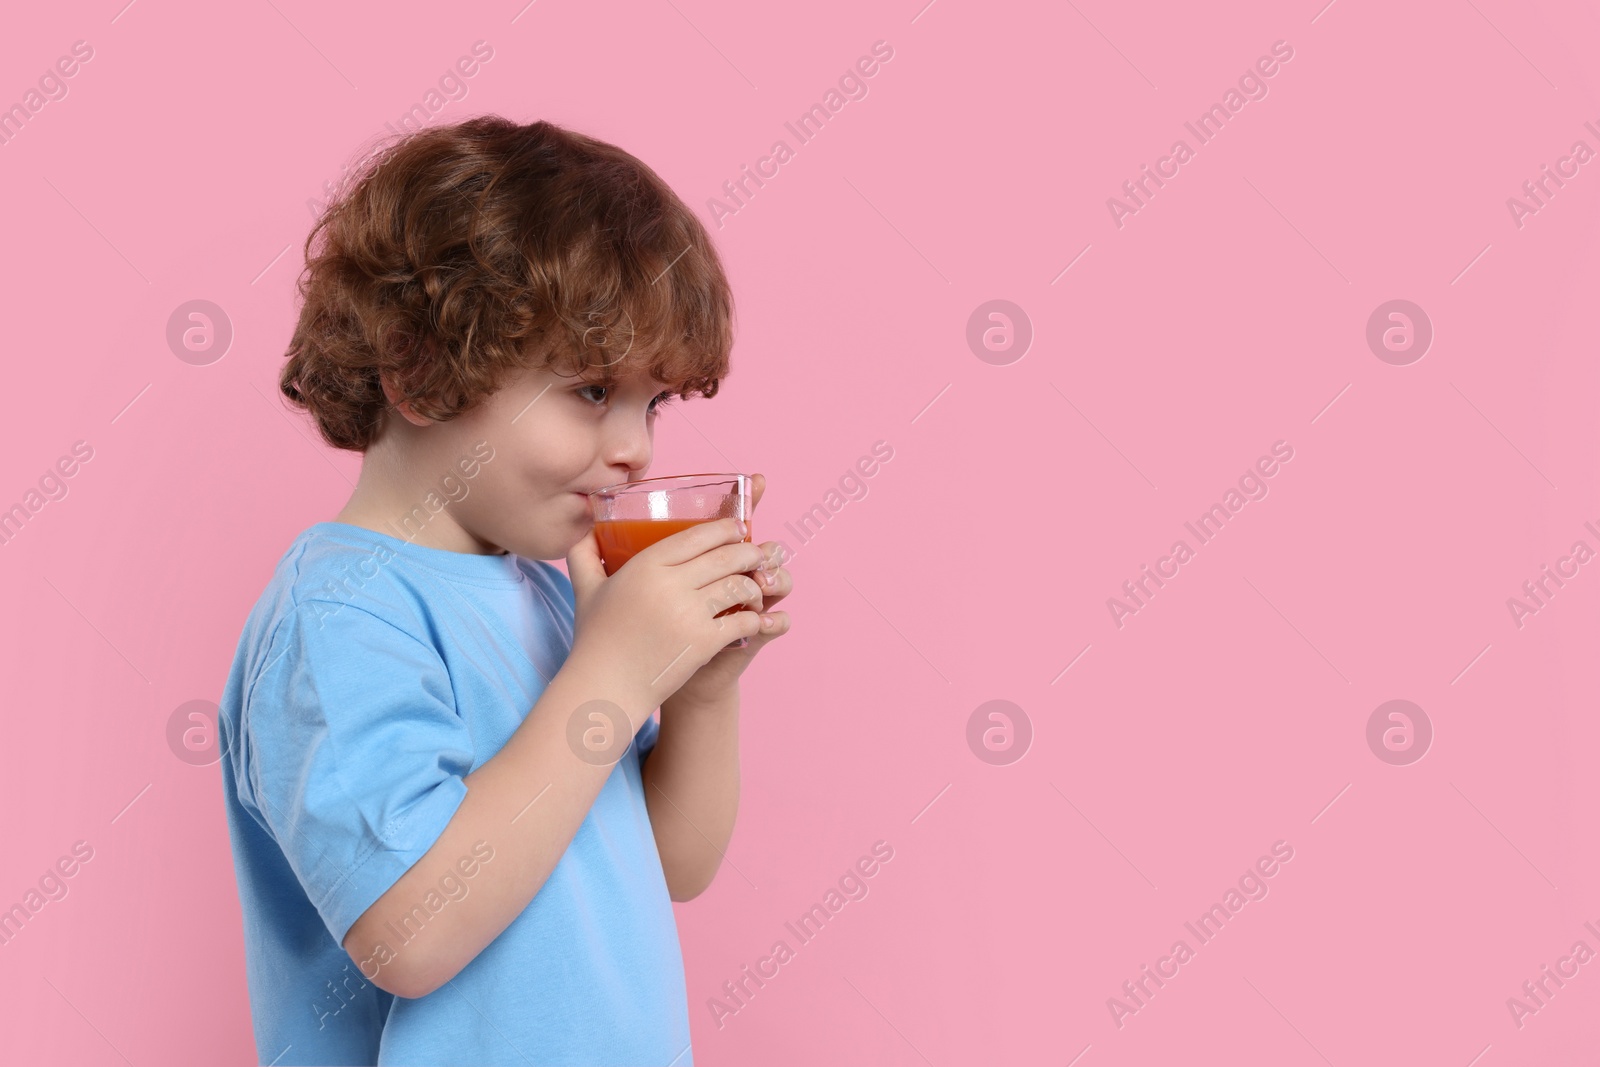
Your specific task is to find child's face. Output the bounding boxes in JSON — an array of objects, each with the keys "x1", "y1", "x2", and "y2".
[{"x1": 391, "y1": 359, "x2": 675, "y2": 560}]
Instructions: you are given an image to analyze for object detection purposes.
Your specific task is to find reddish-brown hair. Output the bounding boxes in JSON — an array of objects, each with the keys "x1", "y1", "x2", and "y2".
[{"x1": 280, "y1": 116, "x2": 734, "y2": 452}]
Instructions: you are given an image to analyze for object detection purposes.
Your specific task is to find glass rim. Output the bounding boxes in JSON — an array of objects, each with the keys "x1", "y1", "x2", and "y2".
[{"x1": 589, "y1": 472, "x2": 746, "y2": 500}]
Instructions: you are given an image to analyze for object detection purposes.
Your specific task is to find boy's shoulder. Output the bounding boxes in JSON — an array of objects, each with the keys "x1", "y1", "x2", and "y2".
[
  {"x1": 243, "y1": 521, "x2": 573, "y2": 655},
  {"x1": 293, "y1": 519, "x2": 568, "y2": 590}
]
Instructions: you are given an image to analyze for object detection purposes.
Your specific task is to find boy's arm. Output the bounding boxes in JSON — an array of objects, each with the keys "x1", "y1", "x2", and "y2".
[
  {"x1": 642, "y1": 685, "x2": 741, "y2": 901},
  {"x1": 341, "y1": 651, "x2": 654, "y2": 1000}
]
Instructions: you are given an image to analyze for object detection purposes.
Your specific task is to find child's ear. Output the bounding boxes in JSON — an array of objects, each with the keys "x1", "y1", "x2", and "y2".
[{"x1": 380, "y1": 373, "x2": 432, "y2": 427}]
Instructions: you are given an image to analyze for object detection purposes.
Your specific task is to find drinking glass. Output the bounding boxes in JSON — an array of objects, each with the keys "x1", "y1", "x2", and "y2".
[{"x1": 589, "y1": 473, "x2": 755, "y2": 649}]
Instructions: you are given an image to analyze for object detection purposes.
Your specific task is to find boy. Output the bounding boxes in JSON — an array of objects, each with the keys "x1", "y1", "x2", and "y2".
[{"x1": 217, "y1": 116, "x2": 792, "y2": 1066}]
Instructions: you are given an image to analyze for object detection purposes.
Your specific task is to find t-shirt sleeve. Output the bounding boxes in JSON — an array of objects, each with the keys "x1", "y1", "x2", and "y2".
[
  {"x1": 239, "y1": 600, "x2": 472, "y2": 947},
  {"x1": 635, "y1": 709, "x2": 661, "y2": 763}
]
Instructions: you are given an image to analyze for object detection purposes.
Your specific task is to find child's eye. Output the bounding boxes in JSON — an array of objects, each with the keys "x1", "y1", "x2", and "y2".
[{"x1": 576, "y1": 385, "x2": 676, "y2": 413}]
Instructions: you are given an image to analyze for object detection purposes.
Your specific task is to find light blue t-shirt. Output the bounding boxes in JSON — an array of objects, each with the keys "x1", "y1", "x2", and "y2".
[{"x1": 217, "y1": 521, "x2": 693, "y2": 1066}]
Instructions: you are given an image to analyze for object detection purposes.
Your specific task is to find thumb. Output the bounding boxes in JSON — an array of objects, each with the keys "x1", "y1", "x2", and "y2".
[{"x1": 565, "y1": 525, "x2": 609, "y2": 610}]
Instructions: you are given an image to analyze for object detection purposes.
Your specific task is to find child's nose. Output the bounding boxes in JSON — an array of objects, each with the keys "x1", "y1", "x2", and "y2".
[{"x1": 605, "y1": 423, "x2": 652, "y2": 474}]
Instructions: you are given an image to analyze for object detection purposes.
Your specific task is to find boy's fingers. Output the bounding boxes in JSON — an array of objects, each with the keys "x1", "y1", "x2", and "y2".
[
  {"x1": 680, "y1": 539, "x2": 768, "y2": 590},
  {"x1": 732, "y1": 574, "x2": 766, "y2": 616},
  {"x1": 701, "y1": 571, "x2": 763, "y2": 616},
  {"x1": 564, "y1": 527, "x2": 607, "y2": 601},
  {"x1": 643, "y1": 515, "x2": 749, "y2": 567},
  {"x1": 756, "y1": 563, "x2": 790, "y2": 598}
]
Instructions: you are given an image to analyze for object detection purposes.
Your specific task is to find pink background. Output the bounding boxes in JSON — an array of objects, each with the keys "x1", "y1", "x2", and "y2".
[{"x1": 1, "y1": 0, "x2": 1597, "y2": 1063}]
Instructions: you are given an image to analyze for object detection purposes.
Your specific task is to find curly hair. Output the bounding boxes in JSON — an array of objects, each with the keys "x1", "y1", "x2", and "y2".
[{"x1": 280, "y1": 116, "x2": 734, "y2": 452}]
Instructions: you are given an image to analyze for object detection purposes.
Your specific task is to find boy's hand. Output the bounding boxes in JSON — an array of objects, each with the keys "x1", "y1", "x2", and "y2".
[
  {"x1": 565, "y1": 487, "x2": 774, "y2": 714},
  {"x1": 664, "y1": 472, "x2": 793, "y2": 708}
]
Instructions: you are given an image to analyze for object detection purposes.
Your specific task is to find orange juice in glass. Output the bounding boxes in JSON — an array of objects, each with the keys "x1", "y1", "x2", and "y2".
[{"x1": 589, "y1": 473, "x2": 754, "y2": 649}]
